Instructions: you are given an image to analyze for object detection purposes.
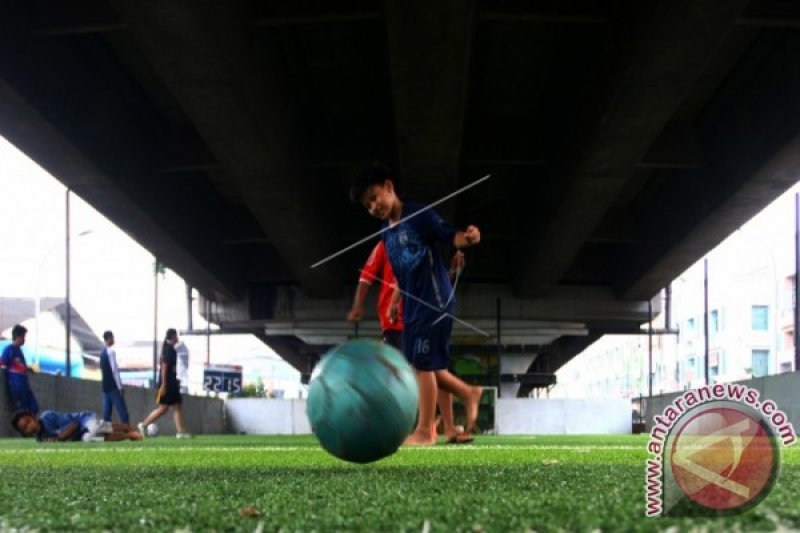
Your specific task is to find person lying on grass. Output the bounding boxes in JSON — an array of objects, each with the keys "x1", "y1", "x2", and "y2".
[{"x1": 11, "y1": 409, "x2": 143, "y2": 442}]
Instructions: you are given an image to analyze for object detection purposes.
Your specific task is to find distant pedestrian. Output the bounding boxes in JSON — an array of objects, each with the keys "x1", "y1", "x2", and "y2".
[
  {"x1": 138, "y1": 328, "x2": 191, "y2": 438},
  {"x1": 0, "y1": 325, "x2": 39, "y2": 414},
  {"x1": 100, "y1": 330, "x2": 129, "y2": 424}
]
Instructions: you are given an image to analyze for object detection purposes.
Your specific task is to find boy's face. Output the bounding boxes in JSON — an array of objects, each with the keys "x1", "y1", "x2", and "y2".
[
  {"x1": 106, "y1": 336, "x2": 115, "y2": 347},
  {"x1": 14, "y1": 334, "x2": 25, "y2": 346},
  {"x1": 16, "y1": 414, "x2": 39, "y2": 437},
  {"x1": 360, "y1": 181, "x2": 397, "y2": 220}
]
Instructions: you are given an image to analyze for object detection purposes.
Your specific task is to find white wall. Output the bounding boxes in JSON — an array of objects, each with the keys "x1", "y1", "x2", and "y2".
[
  {"x1": 495, "y1": 399, "x2": 631, "y2": 435},
  {"x1": 227, "y1": 399, "x2": 311, "y2": 435},
  {"x1": 226, "y1": 398, "x2": 632, "y2": 435}
]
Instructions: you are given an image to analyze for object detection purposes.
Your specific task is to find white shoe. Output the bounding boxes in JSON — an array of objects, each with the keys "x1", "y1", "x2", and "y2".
[
  {"x1": 176, "y1": 432, "x2": 193, "y2": 439},
  {"x1": 137, "y1": 423, "x2": 146, "y2": 438},
  {"x1": 97, "y1": 421, "x2": 113, "y2": 434}
]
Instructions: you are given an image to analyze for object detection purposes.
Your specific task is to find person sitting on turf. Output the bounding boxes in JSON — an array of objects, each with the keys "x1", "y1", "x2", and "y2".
[{"x1": 11, "y1": 409, "x2": 142, "y2": 442}]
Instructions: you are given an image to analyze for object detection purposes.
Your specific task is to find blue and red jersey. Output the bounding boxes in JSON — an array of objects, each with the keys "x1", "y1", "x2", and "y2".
[
  {"x1": 0, "y1": 343, "x2": 29, "y2": 379},
  {"x1": 382, "y1": 202, "x2": 457, "y2": 326}
]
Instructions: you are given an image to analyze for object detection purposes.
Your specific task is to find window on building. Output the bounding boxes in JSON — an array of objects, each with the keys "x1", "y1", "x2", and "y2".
[
  {"x1": 780, "y1": 362, "x2": 793, "y2": 374},
  {"x1": 752, "y1": 349, "x2": 769, "y2": 377},
  {"x1": 752, "y1": 306, "x2": 769, "y2": 331},
  {"x1": 709, "y1": 366, "x2": 719, "y2": 379},
  {"x1": 710, "y1": 309, "x2": 719, "y2": 334}
]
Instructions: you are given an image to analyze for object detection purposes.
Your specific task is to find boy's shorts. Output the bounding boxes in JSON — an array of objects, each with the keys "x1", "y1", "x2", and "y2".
[
  {"x1": 81, "y1": 413, "x2": 112, "y2": 442},
  {"x1": 403, "y1": 317, "x2": 452, "y2": 371},
  {"x1": 382, "y1": 330, "x2": 403, "y2": 352}
]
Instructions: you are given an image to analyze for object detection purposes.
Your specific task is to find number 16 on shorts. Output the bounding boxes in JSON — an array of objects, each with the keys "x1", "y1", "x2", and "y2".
[{"x1": 414, "y1": 338, "x2": 430, "y2": 355}]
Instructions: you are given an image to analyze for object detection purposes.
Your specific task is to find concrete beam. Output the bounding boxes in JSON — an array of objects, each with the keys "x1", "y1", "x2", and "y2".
[
  {"x1": 200, "y1": 282, "x2": 654, "y2": 350},
  {"x1": 384, "y1": 0, "x2": 475, "y2": 211},
  {"x1": 639, "y1": 123, "x2": 706, "y2": 169},
  {"x1": 515, "y1": 0, "x2": 750, "y2": 297},
  {"x1": 619, "y1": 134, "x2": 800, "y2": 300},
  {"x1": 32, "y1": 0, "x2": 125, "y2": 36},
  {"x1": 617, "y1": 31, "x2": 800, "y2": 299},
  {"x1": 0, "y1": 26, "x2": 243, "y2": 301},
  {"x1": 110, "y1": 0, "x2": 344, "y2": 298}
]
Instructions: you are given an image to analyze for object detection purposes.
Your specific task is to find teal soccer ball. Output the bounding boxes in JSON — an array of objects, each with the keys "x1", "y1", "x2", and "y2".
[{"x1": 307, "y1": 339, "x2": 419, "y2": 463}]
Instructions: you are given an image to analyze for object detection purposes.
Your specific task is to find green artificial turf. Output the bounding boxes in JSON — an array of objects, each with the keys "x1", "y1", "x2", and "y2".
[{"x1": 0, "y1": 434, "x2": 796, "y2": 531}]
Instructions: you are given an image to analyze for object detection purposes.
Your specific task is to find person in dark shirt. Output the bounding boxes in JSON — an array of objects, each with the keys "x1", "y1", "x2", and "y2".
[{"x1": 137, "y1": 328, "x2": 192, "y2": 438}]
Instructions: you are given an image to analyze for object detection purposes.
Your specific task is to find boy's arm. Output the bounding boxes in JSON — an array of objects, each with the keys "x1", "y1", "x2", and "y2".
[
  {"x1": 388, "y1": 285, "x2": 402, "y2": 324},
  {"x1": 348, "y1": 282, "x2": 371, "y2": 322},
  {"x1": 449, "y1": 251, "x2": 465, "y2": 280},
  {"x1": 452, "y1": 225, "x2": 481, "y2": 249},
  {"x1": 55, "y1": 422, "x2": 79, "y2": 442},
  {"x1": 349, "y1": 242, "x2": 383, "y2": 322},
  {"x1": 159, "y1": 361, "x2": 168, "y2": 395}
]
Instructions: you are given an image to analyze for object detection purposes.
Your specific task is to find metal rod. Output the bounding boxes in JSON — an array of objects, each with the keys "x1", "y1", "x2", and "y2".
[
  {"x1": 65, "y1": 189, "x2": 71, "y2": 377},
  {"x1": 496, "y1": 297, "x2": 502, "y2": 397},
  {"x1": 153, "y1": 260, "x2": 159, "y2": 386},
  {"x1": 206, "y1": 298, "x2": 211, "y2": 366},
  {"x1": 359, "y1": 269, "x2": 489, "y2": 337},
  {"x1": 311, "y1": 174, "x2": 491, "y2": 269},
  {"x1": 186, "y1": 283, "x2": 193, "y2": 331}
]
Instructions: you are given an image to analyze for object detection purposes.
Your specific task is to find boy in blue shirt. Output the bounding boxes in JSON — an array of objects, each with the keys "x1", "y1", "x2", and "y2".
[
  {"x1": 11, "y1": 409, "x2": 142, "y2": 442},
  {"x1": 0, "y1": 325, "x2": 39, "y2": 414},
  {"x1": 350, "y1": 165, "x2": 483, "y2": 445}
]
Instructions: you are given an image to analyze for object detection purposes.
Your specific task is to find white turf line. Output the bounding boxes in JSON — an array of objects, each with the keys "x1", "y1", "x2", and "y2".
[{"x1": 23, "y1": 444, "x2": 642, "y2": 453}]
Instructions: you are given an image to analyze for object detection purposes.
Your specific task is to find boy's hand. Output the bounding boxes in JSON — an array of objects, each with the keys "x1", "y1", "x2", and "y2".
[
  {"x1": 464, "y1": 225, "x2": 481, "y2": 246},
  {"x1": 347, "y1": 306, "x2": 364, "y2": 322}
]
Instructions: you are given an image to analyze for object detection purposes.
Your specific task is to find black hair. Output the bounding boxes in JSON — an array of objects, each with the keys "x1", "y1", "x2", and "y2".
[
  {"x1": 103, "y1": 330, "x2": 114, "y2": 341},
  {"x1": 350, "y1": 162, "x2": 395, "y2": 204},
  {"x1": 10, "y1": 409, "x2": 34, "y2": 435},
  {"x1": 11, "y1": 324, "x2": 27, "y2": 340},
  {"x1": 161, "y1": 328, "x2": 178, "y2": 356}
]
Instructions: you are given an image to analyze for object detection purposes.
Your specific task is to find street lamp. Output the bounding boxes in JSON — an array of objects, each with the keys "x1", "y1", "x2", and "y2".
[{"x1": 33, "y1": 228, "x2": 93, "y2": 371}]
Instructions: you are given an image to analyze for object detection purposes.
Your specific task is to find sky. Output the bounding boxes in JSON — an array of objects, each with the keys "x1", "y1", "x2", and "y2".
[{"x1": 0, "y1": 135, "x2": 301, "y2": 392}]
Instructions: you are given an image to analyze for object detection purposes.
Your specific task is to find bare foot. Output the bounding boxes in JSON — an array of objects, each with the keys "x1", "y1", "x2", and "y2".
[
  {"x1": 403, "y1": 429, "x2": 437, "y2": 446},
  {"x1": 130, "y1": 431, "x2": 143, "y2": 441},
  {"x1": 464, "y1": 386, "x2": 483, "y2": 433}
]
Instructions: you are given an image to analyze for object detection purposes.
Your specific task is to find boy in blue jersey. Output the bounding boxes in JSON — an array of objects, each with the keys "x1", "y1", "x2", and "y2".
[
  {"x1": 11, "y1": 409, "x2": 142, "y2": 442},
  {"x1": 0, "y1": 325, "x2": 39, "y2": 414},
  {"x1": 351, "y1": 165, "x2": 483, "y2": 445}
]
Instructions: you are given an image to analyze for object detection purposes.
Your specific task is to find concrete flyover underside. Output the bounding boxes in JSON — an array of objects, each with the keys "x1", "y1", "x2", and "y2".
[{"x1": 1, "y1": 1, "x2": 799, "y2": 395}]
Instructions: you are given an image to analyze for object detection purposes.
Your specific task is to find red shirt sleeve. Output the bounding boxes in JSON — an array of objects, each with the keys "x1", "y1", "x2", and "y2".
[{"x1": 359, "y1": 241, "x2": 385, "y2": 285}]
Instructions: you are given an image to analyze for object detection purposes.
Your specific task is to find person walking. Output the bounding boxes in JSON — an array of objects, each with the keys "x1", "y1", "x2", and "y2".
[
  {"x1": 100, "y1": 330, "x2": 129, "y2": 424},
  {"x1": 138, "y1": 328, "x2": 191, "y2": 438}
]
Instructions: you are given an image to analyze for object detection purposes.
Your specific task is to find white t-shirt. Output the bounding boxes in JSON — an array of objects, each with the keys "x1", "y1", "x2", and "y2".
[{"x1": 175, "y1": 341, "x2": 190, "y2": 383}]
